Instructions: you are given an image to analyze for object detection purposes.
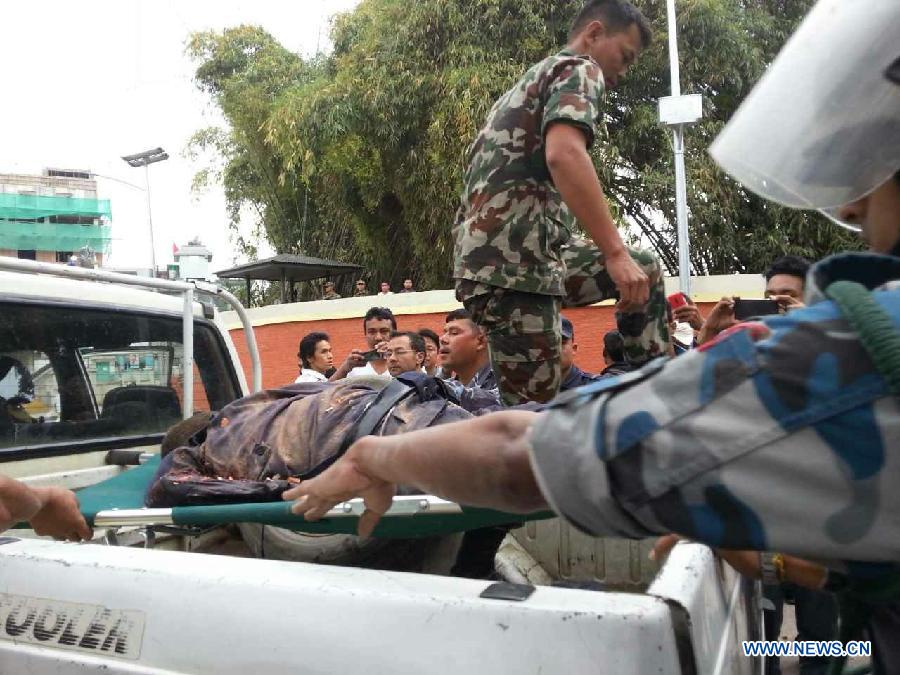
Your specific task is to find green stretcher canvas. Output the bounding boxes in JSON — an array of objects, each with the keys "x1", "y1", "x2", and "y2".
[{"x1": 77, "y1": 457, "x2": 554, "y2": 539}]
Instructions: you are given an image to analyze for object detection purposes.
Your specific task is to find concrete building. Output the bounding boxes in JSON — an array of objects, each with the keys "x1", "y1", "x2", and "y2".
[
  {"x1": 173, "y1": 238, "x2": 213, "y2": 281},
  {"x1": 0, "y1": 168, "x2": 112, "y2": 266}
]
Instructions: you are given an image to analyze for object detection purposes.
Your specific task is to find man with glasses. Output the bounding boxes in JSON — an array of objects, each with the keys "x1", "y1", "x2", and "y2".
[
  {"x1": 384, "y1": 332, "x2": 427, "y2": 378},
  {"x1": 321, "y1": 281, "x2": 342, "y2": 301},
  {"x1": 353, "y1": 280, "x2": 369, "y2": 297}
]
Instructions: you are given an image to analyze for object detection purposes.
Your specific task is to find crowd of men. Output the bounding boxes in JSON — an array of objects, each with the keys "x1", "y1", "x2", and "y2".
[
  {"x1": 298, "y1": 257, "x2": 819, "y2": 405},
  {"x1": 322, "y1": 278, "x2": 418, "y2": 300},
  {"x1": 1, "y1": 0, "x2": 896, "y2": 670}
]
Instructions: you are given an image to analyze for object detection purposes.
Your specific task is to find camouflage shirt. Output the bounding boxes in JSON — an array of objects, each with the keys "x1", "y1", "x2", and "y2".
[
  {"x1": 529, "y1": 252, "x2": 900, "y2": 569},
  {"x1": 452, "y1": 49, "x2": 606, "y2": 296}
]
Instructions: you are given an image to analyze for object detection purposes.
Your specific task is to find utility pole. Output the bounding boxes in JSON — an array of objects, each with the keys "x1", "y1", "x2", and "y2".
[{"x1": 658, "y1": 0, "x2": 702, "y2": 295}]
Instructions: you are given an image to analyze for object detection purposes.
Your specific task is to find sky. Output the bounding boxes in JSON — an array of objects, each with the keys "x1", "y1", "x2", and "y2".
[{"x1": 2, "y1": 0, "x2": 360, "y2": 272}]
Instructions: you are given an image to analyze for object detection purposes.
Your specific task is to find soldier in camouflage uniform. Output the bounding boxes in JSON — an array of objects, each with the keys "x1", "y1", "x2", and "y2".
[
  {"x1": 322, "y1": 281, "x2": 342, "y2": 300},
  {"x1": 453, "y1": 0, "x2": 666, "y2": 406}
]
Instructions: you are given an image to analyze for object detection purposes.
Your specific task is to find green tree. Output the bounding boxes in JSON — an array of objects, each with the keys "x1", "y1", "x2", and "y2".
[{"x1": 189, "y1": 0, "x2": 859, "y2": 298}]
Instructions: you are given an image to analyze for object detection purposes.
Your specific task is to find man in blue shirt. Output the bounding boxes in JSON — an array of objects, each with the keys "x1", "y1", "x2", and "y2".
[{"x1": 558, "y1": 316, "x2": 602, "y2": 391}]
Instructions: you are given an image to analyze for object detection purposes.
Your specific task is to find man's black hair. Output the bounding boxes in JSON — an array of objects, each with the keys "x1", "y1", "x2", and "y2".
[
  {"x1": 390, "y1": 330, "x2": 426, "y2": 354},
  {"x1": 298, "y1": 331, "x2": 330, "y2": 369},
  {"x1": 418, "y1": 328, "x2": 440, "y2": 348},
  {"x1": 445, "y1": 308, "x2": 472, "y2": 324},
  {"x1": 764, "y1": 255, "x2": 812, "y2": 283},
  {"x1": 603, "y1": 330, "x2": 626, "y2": 363},
  {"x1": 161, "y1": 412, "x2": 215, "y2": 458},
  {"x1": 445, "y1": 308, "x2": 484, "y2": 335},
  {"x1": 363, "y1": 306, "x2": 397, "y2": 331},
  {"x1": 570, "y1": 0, "x2": 653, "y2": 48}
]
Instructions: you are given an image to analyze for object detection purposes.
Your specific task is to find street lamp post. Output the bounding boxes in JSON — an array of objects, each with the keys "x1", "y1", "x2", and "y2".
[
  {"x1": 122, "y1": 147, "x2": 169, "y2": 275},
  {"x1": 658, "y1": 0, "x2": 702, "y2": 296}
]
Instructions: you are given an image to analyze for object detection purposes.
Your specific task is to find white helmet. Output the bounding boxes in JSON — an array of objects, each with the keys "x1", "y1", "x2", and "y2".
[{"x1": 709, "y1": 0, "x2": 900, "y2": 231}]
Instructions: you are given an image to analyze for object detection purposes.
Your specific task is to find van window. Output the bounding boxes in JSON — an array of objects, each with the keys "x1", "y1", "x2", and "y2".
[{"x1": 0, "y1": 301, "x2": 240, "y2": 455}]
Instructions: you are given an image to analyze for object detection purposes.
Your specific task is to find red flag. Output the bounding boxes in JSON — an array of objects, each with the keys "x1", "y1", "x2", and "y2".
[{"x1": 172, "y1": 243, "x2": 179, "y2": 255}]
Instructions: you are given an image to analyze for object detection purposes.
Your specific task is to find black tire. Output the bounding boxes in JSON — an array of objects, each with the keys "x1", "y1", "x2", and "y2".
[{"x1": 237, "y1": 523, "x2": 463, "y2": 574}]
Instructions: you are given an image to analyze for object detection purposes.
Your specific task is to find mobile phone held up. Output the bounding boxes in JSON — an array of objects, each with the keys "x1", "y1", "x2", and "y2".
[
  {"x1": 362, "y1": 349, "x2": 382, "y2": 362},
  {"x1": 667, "y1": 292, "x2": 688, "y2": 310},
  {"x1": 733, "y1": 298, "x2": 780, "y2": 321}
]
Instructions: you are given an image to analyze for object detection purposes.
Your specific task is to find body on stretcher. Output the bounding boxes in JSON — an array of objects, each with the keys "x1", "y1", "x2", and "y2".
[{"x1": 76, "y1": 456, "x2": 554, "y2": 540}]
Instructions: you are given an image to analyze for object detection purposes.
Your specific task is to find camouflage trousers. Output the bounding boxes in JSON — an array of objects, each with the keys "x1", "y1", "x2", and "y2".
[{"x1": 457, "y1": 236, "x2": 669, "y2": 406}]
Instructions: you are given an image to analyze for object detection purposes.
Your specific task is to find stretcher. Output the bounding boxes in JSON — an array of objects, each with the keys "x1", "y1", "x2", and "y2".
[{"x1": 79, "y1": 456, "x2": 554, "y2": 539}]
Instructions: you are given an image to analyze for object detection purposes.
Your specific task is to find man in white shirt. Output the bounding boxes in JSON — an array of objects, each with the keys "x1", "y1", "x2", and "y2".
[
  {"x1": 377, "y1": 282, "x2": 393, "y2": 296},
  {"x1": 294, "y1": 331, "x2": 334, "y2": 383},
  {"x1": 331, "y1": 307, "x2": 397, "y2": 381}
]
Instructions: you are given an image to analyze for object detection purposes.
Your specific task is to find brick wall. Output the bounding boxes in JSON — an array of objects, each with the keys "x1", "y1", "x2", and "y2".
[
  {"x1": 228, "y1": 302, "x2": 717, "y2": 389},
  {"x1": 169, "y1": 363, "x2": 213, "y2": 413}
]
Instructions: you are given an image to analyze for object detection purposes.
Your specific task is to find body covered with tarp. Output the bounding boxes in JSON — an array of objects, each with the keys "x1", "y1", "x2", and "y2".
[{"x1": 146, "y1": 378, "x2": 473, "y2": 507}]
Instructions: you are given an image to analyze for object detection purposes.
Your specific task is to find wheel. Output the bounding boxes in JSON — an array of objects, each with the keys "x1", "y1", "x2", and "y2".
[{"x1": 237, "y1": 523, "x2": 463, "y2": 575}]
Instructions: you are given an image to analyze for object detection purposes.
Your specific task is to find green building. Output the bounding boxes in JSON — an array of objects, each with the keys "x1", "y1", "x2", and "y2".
[{"x1": 0, "y1": 168, "x2": 111, "y2": 266}]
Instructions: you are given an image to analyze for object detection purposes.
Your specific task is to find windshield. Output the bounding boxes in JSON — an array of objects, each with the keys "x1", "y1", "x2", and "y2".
[{"x1": 0, "y1": 301, "x2": 240, "y2": 455}]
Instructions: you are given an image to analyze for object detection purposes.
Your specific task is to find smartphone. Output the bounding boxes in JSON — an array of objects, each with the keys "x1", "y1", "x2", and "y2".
[
  {"x1": 667, "y1": 292, "x2": 688, "y2": 310},
  {"x1": 361, "y1": 349, "x2": 382, "y2": 362},
  {"x1": 733, "y1": 298, "x2": 780, "y2": 320}
]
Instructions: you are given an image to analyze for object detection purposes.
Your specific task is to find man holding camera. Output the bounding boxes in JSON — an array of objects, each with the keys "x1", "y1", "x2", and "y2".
[
  {"x1": 330, "y1": 307, "x2": 397, "y2": 381},
  {"x1": 698, "y1": 256, "x2": 812, "y2": 345}
]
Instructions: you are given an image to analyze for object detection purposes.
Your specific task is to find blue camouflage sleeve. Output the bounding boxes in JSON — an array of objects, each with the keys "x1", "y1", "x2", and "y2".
[
  {"x1": 529, "y1": 289, "x2": 900, "y2": 568},
  {"x1": 541, "y1": 57, "x2": 605, "y2": 147}
]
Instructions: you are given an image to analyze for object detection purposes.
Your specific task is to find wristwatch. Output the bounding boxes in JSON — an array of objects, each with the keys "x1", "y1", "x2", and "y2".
[{"x1": 759, "y1": 552, "x2": 784, "y2": 586}]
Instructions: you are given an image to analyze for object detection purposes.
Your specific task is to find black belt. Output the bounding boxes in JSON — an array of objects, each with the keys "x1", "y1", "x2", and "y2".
[
  {"x1": 349, "y1": 378, "x2": 416, "y2": 443},
  {"x1": 301, "y1": 379, "x2": 415, "y2": 480}
]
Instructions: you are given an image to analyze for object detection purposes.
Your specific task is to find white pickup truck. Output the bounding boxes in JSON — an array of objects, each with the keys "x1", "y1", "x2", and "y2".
[{"x1": 0, "y1": 259, "x2": 761, "y2": 674}]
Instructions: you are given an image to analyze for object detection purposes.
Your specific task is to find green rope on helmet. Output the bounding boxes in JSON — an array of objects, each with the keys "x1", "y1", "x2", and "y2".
[{"x1": 825, "y1": 280, "x2": 900, "y2": 395}]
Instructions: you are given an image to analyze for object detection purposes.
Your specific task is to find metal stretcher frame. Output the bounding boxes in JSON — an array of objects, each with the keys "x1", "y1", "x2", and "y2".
[{"x1": 78, "y1": 458, "x2": 554, "y2": 539}]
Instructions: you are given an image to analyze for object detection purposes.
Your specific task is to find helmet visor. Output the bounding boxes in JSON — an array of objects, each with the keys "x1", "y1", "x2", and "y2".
[
  {"x1": 709, "y1": 0, "x2": 900, "y2": 211},
  {"x1": 819, "y1": 208, "x2": 862, "y2": 234}
]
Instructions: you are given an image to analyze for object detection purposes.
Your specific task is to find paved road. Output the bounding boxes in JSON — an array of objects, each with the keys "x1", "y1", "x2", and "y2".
[{"x1": 776, "y1": 605, "x2": 870, "y2": 674}]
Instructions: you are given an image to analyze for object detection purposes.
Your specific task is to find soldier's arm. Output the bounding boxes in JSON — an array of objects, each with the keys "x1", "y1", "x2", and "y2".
[
  {"x1": 545, "y1": 123, "x2": 623, "y2": 256},
  {"x1": 545, "y1": 123, "x2": 648, "y2": 307},
  {"x1": 529, "y1": 297, "x2": 900, "y2": 564},
  {"x1": 285, "y1": 410, "x2": 547, "y2": 532}
]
